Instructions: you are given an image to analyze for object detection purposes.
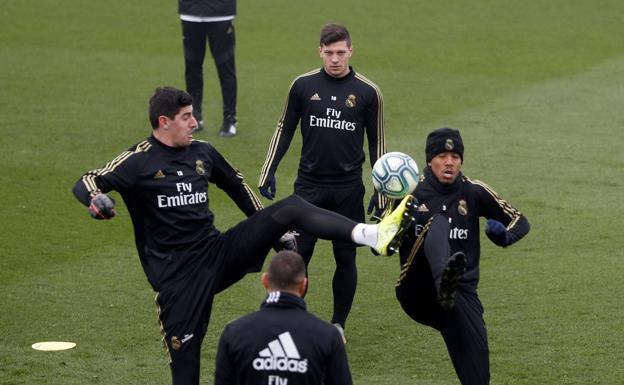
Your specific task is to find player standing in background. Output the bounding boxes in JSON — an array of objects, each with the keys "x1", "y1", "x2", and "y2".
[
  {"x1": 178, "y1": 0, "x2": 238, "y2": 137},
  {"x1": 258, "y1": 23, "x2": 387, "y2": 341},
  {"x1": 395, "y1": 127, "x2": 530, "y2": 385},
  {"x1": 72, "y1": 86, "x2": 415, "y2": 385},
  {"x1": 214, "y1": 250, "x2": 353, "y2": 385}
]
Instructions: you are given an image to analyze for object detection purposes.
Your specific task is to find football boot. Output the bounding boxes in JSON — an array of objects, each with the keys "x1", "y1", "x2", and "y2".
[
  {"x1": 437, "y1": 251, "x2": 467, "y2": 311},
  {"x1": 373, "y1": 195, "x2": 417, "y2": 256}
]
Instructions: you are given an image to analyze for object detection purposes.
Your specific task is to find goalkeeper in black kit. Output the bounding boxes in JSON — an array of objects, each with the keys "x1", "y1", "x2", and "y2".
[
  {"x1": 258, "y1": 23, "x2": 387, "y2": 341},
  {"x1": 395, "y1": 128, "x2": 530, "y2": 385},
  {"x1": 72, "y1": 86, "x2": 416, "y2": 385}
]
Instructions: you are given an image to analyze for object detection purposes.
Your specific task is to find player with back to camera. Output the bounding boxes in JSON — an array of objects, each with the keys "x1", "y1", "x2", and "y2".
[
  {"x1": 394, "y1": 127, "x2": 530, "y2": 385},
  {"x1": 214, "y1": 250, "x2": 353, "y2": 385},
  {"x1": 72, "y1": 86, "x2": 416, "y2": 385},
  {"x1": 258, "y1": 23, "x2": 387, "y2": 342}
]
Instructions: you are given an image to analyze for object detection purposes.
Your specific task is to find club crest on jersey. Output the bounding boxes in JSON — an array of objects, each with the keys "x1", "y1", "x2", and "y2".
[
  {"x1": 171, "y1": 336, "x2": 181, "y2": 350},
  {"x1": 445, "y1": 139, "x2": 455, "y2": 151},
  {"x1": 345, "y1": 94, "x2": 356, "y2": 108},
  {"x1": 195, "y1": 160, "x2": 205, "y2": 175},
  {"x1": 310, "y1": 93, "x2": 321, "y2": 101},
  {"x1": 458, "y1": 199, "x2": 468, "y2": 216}
]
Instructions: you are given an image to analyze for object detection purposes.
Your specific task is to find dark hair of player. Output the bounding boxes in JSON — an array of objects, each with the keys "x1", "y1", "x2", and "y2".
[
  {"x1": 267, "y1": 250, "x2": 306, "y2": 291},
  {"x1": 148, "y1": 87, "x2": 194, "y2": 129},
  {"x1": 320, "y1": 23, "x2": 351, "y2": 47}
]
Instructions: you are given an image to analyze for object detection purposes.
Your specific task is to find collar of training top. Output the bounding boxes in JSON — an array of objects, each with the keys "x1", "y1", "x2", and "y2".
[
  {"x1": 321, "y1": 66, "x2": 355, "y2": 82},
  {"x1": 424, "y1": 166, "x2": 463, "y2": 195},
  {"x1": 262, "y1": 291, "x2": 307, "y2": 311}
]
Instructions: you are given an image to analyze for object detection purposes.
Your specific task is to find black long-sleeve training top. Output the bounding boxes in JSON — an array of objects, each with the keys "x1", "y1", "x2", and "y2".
[
  {"x1": 72, "y1": 135, "x2": 262, "y2": 291},
  {"x1": 214, "y1": 291, "x2": 353, "y2": 385},
  {"x1": 259, "y1": 67, "x2": 385, "y2": 188},
  {"x1": 400, "y1": 166, "x2": 530, "y2": 290}
]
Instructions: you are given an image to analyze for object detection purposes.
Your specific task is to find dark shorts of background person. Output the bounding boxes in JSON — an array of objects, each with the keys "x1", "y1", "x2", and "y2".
[
  {"x1": 181, "y1": 19, "x2": 236, "y2": 122},
  {"x1": 395, "y1": 216, "x2": 490, "y2": 385}
]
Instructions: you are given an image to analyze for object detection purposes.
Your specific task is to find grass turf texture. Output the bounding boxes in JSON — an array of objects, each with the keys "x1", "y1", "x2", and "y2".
[{"x1": 1, "y1": 0, "x2": 623, "y2": 383}]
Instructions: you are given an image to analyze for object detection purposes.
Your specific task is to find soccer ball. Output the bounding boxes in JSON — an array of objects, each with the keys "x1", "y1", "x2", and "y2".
[{"x1": 372, "y1": 152, "x2": 419, "y2": 199}]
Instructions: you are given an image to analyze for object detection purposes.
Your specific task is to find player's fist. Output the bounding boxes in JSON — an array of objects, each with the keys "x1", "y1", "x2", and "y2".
[
  {"x1": 88, "y1": 193, "x2": 116, "y2": 220},
  {"x1": 259, "y1": 175, "x2": 277, "y2": 200}
]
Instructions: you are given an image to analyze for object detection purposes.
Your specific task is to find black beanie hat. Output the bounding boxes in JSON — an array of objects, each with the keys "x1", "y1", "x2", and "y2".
[{"x1": 425, "y1": 127, "x2": 464, "y2": 163}]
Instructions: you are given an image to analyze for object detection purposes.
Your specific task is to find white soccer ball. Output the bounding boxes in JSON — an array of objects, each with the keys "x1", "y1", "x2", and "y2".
[{"x1": 372, "y1": 152, "x2": 419, "y2": 199}]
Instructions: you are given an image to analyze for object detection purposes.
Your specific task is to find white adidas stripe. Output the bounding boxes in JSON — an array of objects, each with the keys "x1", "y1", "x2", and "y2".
[
  {"x1": 278, "y1": 332, "x2": 300, "y2": 359},
  {"x1": 266, "y1": 291, "x2": 281, "y2": 303},
  {"x1": 257, "y1": 331, "x2": 300, "y2": 359}
]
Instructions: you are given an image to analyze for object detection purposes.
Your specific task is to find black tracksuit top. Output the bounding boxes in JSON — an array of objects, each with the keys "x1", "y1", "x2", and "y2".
[
  {"x1": 401, "y1": 166, "x2": 530, "y2": 290},
  {"x1": 72, "y1": 136, "x2": 262, "y2": 291},
  {"x1": 259, "y1": 67, "x2": 385, "y2": 187},
  {"x1": 214, "y1": 292, "x2": 353, "y2": 385}
]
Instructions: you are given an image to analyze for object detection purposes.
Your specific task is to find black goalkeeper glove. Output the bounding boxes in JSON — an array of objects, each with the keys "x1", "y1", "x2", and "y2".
[{"x1": 88, "y1": 193, "x2": 116, "y2": 220}]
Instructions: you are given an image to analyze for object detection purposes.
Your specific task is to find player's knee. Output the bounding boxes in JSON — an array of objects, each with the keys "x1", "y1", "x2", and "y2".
[{"x1": 270, "y1": 194, "x2": 308, "y2": 224}]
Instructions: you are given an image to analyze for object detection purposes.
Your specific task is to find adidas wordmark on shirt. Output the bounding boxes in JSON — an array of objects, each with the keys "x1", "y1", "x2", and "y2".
[{"x1": 252, "y1": 332, "x2": 308, "y2": 373}]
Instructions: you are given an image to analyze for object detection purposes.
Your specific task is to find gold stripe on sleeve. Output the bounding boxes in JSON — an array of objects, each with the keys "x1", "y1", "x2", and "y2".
[
  {"x1": 80, "y1": 140, "x2": 152, "y2": 195},
  {"x1": 355, "y1": 73, "x2": 387, "y2": 209},
  {"x1": 235, "y1": 169, "x2": 264, "y2": 211},
  {"x1": 467, "y1": 177, "x2": 523, "y2": 226},
  {"x1": 259, "y1": 70, "x2": 320, "y2": 187}
]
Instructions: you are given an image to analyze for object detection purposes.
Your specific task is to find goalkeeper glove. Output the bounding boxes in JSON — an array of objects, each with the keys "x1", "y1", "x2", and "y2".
[
  {"x1": 273, "y1": 231, "x2": 298, "y2": 252},
  {"x1": 88, "y1": 193, "x2": 116, "y2": 220}
]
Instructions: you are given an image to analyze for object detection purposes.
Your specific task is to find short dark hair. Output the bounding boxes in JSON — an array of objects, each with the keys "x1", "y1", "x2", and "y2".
[
  {"x1": 148, "y1": 87, "x2": 193, "y2": 129},
  {"x1": 267, "y1": 251, "x2": 306, "y2": 291},
  {"x1": 320, "y1": 23, "x2": 351, "y2": 47}
]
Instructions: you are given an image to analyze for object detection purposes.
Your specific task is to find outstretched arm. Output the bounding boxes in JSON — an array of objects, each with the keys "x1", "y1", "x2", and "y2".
[
  {"x1": 209, "y1": 146, "x2": 263, "y2": 216},
  {"x1": 475, "y1": 179, "x2": 530, "y2": 247},
  {"x1": 72, "y1": 145, "x2": 142, "y2": 218}
]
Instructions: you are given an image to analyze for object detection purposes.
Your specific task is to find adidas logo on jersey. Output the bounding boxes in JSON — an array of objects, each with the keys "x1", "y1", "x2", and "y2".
[
  {"x1": 252, "y1": 332, "x2": 308, "y2": 373},
  {"x1": 309, "y1": 93, "x2": 321, "y2": 101}
]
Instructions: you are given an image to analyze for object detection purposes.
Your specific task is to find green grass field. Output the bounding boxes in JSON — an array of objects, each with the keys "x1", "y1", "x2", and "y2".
[{"x1": 1, "y1": 0, "x2": 623, "y2": 384}]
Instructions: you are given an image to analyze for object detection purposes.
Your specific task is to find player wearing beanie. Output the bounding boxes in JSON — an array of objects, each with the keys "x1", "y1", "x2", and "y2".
[{"x1": 395, "y1": 127, "x2": 530, "y2": 385}]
